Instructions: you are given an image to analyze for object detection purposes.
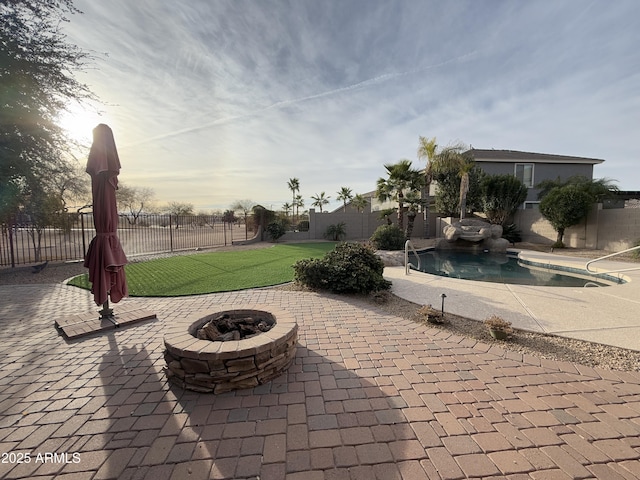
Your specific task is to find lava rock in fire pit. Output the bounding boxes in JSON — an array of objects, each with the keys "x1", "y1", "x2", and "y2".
[{"x1": 196, "y1": 312, "x2": 276, "y2": 342}]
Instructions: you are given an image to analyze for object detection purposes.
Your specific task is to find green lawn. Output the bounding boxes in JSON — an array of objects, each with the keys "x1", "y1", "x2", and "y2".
[{"x1": 68, "y1": 242, "x2": 337, "y2": 296}]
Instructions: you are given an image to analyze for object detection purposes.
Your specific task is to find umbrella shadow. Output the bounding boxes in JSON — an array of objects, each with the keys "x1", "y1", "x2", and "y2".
[
  {"x1": 87, "y1": 334, "x2": 216, "y2": 479},
  {"x1": 87, "y1": 333, "x2": 425, "y2": 479}
]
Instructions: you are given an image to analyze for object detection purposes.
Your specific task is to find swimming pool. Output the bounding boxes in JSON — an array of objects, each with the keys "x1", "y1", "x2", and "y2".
[{"x1": 410, "y1": 249, "x2": 622, "y2": 287}]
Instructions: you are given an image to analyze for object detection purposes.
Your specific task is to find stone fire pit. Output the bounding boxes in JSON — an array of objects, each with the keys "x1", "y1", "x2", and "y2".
[{"x1": 163, "y1": 305, "x2": 297, "y2": 393}]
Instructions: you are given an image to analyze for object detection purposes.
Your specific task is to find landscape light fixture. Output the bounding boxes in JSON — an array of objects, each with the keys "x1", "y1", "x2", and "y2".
[{"x1": 440, "y1": 293, "x2": 447, "y2": 318}]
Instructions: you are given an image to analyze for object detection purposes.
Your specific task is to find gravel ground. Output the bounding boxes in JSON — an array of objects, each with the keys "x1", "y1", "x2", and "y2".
[
  {"x1": 2, "y1": 242, "x2": 638, "y2": 371},
  {"x1": 274, "y1": 284, "x2": 640, "y2": 372},
  {"x1": 370, "y1": 291, "x2": 640, "y2": 372}
]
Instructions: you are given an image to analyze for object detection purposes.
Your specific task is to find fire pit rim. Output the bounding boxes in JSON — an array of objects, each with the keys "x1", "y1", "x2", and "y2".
[{"x1": 163, "y1": 304, "x2": 297, "y2": 361}]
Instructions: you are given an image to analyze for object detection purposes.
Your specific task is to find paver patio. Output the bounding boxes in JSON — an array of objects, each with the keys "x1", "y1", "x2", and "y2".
[{"x1": 1, "y1": 283, "x2": 639, "y2": 479}]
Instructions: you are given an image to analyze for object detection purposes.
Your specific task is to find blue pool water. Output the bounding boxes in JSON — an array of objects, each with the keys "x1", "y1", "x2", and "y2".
[{"x1": 411, "y1": 250, "x2": 616, "y2": 287}]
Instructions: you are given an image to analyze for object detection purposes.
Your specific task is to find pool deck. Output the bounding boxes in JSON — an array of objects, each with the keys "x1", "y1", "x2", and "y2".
[
  {"x1": 2, "y1": 259, "x2": 640, "y2": 478},
  {"x1": 385, "y1": 250, "x2": 640, "y2": 351}
]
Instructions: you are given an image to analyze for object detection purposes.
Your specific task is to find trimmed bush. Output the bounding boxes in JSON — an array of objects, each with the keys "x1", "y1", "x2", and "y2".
[
  {"x1": 325, "y1": 222, "x2": 346, "y2": 241},
  {"x1": 370, "y1": 224, "x2": 405, "y2": 250},
  {"x1": 293, "y1": 242, "x2": 391, "y2": 294},
  {"x1": 265, "y1": 222, "x2": 286, "y2": 242}
]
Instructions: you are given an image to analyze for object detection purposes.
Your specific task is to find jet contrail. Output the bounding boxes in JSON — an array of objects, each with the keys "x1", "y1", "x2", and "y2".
[{"x1": 123, "y1": 50, "x2": 478, "y2": 148}]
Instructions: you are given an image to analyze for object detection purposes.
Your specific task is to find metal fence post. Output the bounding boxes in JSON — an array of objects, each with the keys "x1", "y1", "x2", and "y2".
[
  {"x1": 81, "y1": 212, "x2": 87, "y2": 258},
  {"x1": 169, "y1": 215, "x2": 174, "y2": 252},
  {"x1": 8, "y1": 215, "x2": 15, "y2": 268}
]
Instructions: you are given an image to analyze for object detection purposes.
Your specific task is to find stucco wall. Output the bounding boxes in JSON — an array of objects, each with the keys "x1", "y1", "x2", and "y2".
[
  {"x1": 593, "y1": 207, "x2": 640, "y2": 251},
  {"x1": 512, "y1": 206, "x2": 640, "y2": 250},
  {"x1": 299, "y1": 206, "x2": 639, "y2": 252}
]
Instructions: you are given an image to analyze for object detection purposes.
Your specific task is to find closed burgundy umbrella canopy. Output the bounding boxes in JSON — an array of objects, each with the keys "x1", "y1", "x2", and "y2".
[{"x1": 84, "y1": 124, "x2": 128, "y2": 311}]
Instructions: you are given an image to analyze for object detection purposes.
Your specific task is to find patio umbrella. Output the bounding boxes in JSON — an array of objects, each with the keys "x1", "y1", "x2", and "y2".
[{"x1": 84, "y1": 124, "x2": 128, "y2": 318}]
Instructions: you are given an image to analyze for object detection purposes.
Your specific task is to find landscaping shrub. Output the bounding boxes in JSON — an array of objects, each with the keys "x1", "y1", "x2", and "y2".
[
  {"x1": 298, "y1": 220, "x2": 309, "y2": 232},
  {"x1": 481, "y1": 174, "x2": 527, "y2": 225},
  {"x1": 265, "y1": 222, "x2": 286, "y2": 242},
  {"x1": 325, "y1": 222, "x2": 346, "y2": 241},
  {"x1": 293, "y1": 242, "x2": 391, "y2": 294},
  {"x1": 501, "y1": 223, "x2": 522, "y2": 244},
  {"x1": 370, "y1": 224, "x2": 405, "y2": 250}
]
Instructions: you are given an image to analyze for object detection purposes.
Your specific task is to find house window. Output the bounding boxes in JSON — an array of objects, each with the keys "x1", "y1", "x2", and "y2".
[{"x1": 515, "y1": 163, "x2": 534, "y2": 188}]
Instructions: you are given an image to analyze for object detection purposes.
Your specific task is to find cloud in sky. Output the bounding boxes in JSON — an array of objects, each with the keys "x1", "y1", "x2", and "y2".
[{"x1": 63, "y1": 0, "x2": 640, "y2": 211}]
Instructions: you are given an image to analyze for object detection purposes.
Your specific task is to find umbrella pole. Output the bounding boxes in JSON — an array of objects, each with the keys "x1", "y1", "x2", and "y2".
[{"x1": 99, "y1": 297, "x2": 117, "y2": 326}]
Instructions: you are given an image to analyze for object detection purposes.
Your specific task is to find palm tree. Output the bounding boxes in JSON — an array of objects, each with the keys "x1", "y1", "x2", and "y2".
[
  {"x1": 457, "y1": 159, "x2": 475, "y2": 220},
  {"x1": 311, "y1": 192, "x2": 330, "y2": 213},
  {"x1": 282, "y1": 202, "x2": 292, "y2": 220},
  {"x1": 404, "y1": 190, "x2": 424, "y2": 239},
  {"x1": 417, "y1": 136, "x2": 437, "y2": 237},
  {"x1": 351, "y1": 193, "x2": 369, "y2": 213},
  {"x1": 375, "y1": 159, "x2": 424, "y2": 233},
  {"x1": 337, "y1": 187, "x2": 353, "y2": 212},
  {"x1": 287, "y1": 178, "x2": 300, "y2": 222},
  {"x1": 352, "y1": 193, "x2": 369, "y2": 239},
  {"x1": 430, "y1": 143, "x2": 474, "y2": 220},
  {"x1": 294, "y1": 195, "x2": 304, "y2": 223}
]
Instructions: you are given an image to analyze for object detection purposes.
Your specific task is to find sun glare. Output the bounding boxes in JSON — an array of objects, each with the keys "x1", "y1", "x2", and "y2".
[{"x1": 58, "y1": 103, "x2": 108, "y2": 146}]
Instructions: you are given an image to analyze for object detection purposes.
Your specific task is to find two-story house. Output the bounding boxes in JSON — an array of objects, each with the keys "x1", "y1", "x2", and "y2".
[{"x1": 467, "y1": 149, "x2": 604, "y2": 208}]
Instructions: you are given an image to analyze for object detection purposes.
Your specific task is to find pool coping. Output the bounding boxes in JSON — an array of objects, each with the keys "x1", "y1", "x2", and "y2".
[{"x1": 409, "y1": 247, "x2": 628, "y2": 286}]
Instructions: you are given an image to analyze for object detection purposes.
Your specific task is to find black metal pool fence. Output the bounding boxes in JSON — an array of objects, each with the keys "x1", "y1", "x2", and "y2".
[{"x1": 1, "y1": 213, "x2": 251, "y2": 267}]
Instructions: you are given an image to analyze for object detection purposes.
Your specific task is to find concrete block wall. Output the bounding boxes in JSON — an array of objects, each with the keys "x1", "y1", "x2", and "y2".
[
  {"x1": 290, "y1": 206, "x2": 639, "y2": 253},
  {"x1": 513, "y1": 206, "x2": 640, "y2": 250},
  {"x1": 595, "y1": 207, "x2": 640, "y2": 251}
]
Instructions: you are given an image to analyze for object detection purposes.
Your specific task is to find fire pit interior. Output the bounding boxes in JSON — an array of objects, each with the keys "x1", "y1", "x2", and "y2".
[
  {"x1": 194, "y1": 311, "x2": 276, "y2": 342},
  {"x1": 163, "y1": 306, "x2": 297, "y2": 394}
]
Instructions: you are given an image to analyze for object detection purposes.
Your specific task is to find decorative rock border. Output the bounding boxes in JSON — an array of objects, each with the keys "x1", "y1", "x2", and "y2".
[{"x1": 163, "y1": 304, "x2": 298, "y2": 393}]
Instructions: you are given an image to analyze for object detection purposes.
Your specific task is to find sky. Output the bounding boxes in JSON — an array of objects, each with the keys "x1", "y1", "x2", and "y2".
[{"x1": 61, "y1": 0, "x2": 640, "y2": 212}]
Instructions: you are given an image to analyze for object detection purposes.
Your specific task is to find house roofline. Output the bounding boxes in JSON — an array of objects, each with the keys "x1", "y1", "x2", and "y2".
[{"x1": 468, "y1": 149, "x2": 604, "y2": 165}]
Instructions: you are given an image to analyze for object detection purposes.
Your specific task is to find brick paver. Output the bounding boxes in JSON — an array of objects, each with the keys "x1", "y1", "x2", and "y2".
[{"x1": 1, "y1": 284, "x2": 640, "y2": 479}]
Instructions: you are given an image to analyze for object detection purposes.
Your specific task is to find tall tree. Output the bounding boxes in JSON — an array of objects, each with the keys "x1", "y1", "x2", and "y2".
[
  {"x1": 403, "y1": 190, "x2": 424, "y2": 239},
  {"x1": 231, "y1": 199, "x2": 254, "y2": 238},
  {"x1": 417, "y1": 136, "x2": 437, "y2": 237},
  {"x1": 282, "y1": 202, "x2": 292, "y2": 219},
  {"x1": 351, "y1": 193, "x2": 369, "y2": 213},
  {"x1": 337, "y1": 187, "x2": 353, "y2": 212},
  {"x1": 539, "y1": 185, "x2": 593, "y2": 248},
  {"x1": 433, "y1": 165, "x2": 485, "y2": 218},
  {"x1": 222, "y1": 209, "x2": 237, "y2": 224},
  {"x1": 537, "y1": 176, "x2": 618, "y2": 247},
  {"x1": 1, "y1": 0, "x2": 94, "y2": 220},
  {"x1": 287, "y1": 178, "x2": 300, "y2": 223},
  {"x1": 430, "y1": 143, "x2": 475, "y2": 220},
  {"x1": 117, "y1": 184, "x2": 155, "y2": 225},
  {"x1": 166, "y1": 202, "x2": 194, "y2": 229},
  {"x1": 375, "y1": 159, "x2": 424, "y2": 234},
  {"x1": 311, "y1": 192, "x2": 330, "y2": 213},
  {"x1": 294, "y1": 195, "x2": 304, "y2": 224},
  {"x1": 480, "y1": 174, "x2": 527, "y2": 225}
]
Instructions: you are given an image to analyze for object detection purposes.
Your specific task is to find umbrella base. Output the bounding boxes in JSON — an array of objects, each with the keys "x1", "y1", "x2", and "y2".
[
  {"x1": 99, "y1": 300, "x2": 115, "y2": 323},
  {"x1": 99, "y1": 308, "x2": 114, "y2": 315},
  {"x1": 55, "y1": 308, "x2": 157, "y2": 340}
]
